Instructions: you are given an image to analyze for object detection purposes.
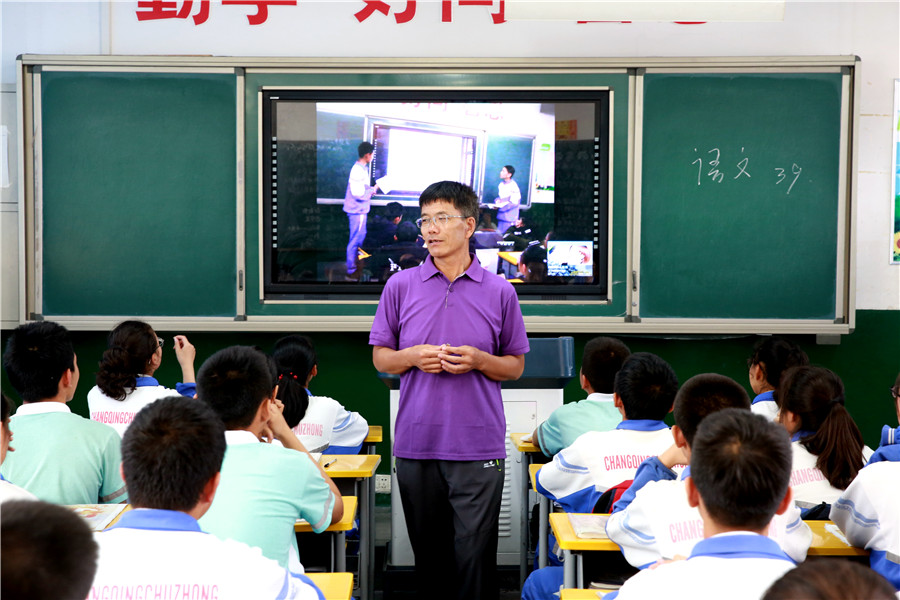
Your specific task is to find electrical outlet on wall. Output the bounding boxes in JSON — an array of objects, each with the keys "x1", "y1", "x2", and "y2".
[{"x1": 375, "y1": 474, "x2": 391, "y2": 494}]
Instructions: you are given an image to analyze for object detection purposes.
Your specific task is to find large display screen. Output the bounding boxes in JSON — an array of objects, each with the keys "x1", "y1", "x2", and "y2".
[{"x1": 262, "y1": 90, "x2": 610, "y2": 300}]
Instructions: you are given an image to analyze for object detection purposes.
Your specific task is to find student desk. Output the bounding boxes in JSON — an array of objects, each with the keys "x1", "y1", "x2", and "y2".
[
  {"x1": 511, "y1": 432, "x2": 543, "y2": 585},
  {"x1": 320, "y1": 454, "x2": 381, "y2": 600},
  {"x1": 307, "y1": 572, "x2": 354, "y2": 600},
  {"x1": 806, "y1": 520, "x2": 869, "y2": 557},
  {"x1": 530, "y1": 463, "x2": 552, "y2": 571},
  {"x1": 363, "y1": 425, "x2": 382, "y2": 455},
  {"x1": 561, "y1": 590, "x2": 609, "y2": 599},
  {"x1": 295, "y1": 496, "x2": 358, "y2": 573}
]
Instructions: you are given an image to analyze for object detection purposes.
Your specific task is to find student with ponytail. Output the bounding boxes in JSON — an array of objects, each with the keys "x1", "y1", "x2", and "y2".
[
  {"x1": 273, "y1": 335, "x2": 368, "y2": 454},
  {"x1": 88, "y1": 320, "x2": 196, "y2": 437},
  {"x1": 777, "y1": 366, "x2": 872, "y2": 515}
]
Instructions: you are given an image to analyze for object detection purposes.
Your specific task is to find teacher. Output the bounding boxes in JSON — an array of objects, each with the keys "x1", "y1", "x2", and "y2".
[{"x1": 370, "y1": 181, "x2": 529, "y2": 600}]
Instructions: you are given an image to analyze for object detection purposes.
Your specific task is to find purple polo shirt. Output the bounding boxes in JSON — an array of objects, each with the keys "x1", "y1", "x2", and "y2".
[{"x1": 370, "y1": 254, "x2": 529, "y2": 461}]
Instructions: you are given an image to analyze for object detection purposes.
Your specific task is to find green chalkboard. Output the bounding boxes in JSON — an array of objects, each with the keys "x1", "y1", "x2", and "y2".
[
  {"x1": 482, "y1": 134, "x2": 533, "y2": 207},
  {"x1": 40, "y1": 71, "x2": 237, "y2": 317},
  {"x1": 639, "y1": 72, "x2": 844, "y2": 320}
]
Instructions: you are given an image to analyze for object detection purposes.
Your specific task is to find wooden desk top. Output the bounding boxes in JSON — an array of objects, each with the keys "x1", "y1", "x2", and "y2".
[
  {"x1": 806, "y1": 520, "x2": 869, "y2": 557},
  {"x1": 306, "y1": 572, "x2": 354, "y2": 600},
  {"x1": 364, "y1": 425, "x2": 382, "y2": 443},
  {"x1": 529, "y1": 463, "x2": 542, "y2": 490},
  {"x1": 320, "y1": 454, "x2": 381, "y2": 478},
  {"x1": 550, "y1": 512, "x2": 619, "y2": 552},
  {"x1": 511, "y1": 432, "x2": 541, "y2": 453},
  {"x1": 561, "y1": 590, "x2": 608, "y2": 599},
  {"x1": 295, "y1": 496, "x2": 358, "y2": 532}
]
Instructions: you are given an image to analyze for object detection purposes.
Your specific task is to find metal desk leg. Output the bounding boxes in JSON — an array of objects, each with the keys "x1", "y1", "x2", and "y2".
[
  {"x1": 519, "y1": 451, "x2": 529, "y2": 588},
  {"x1": 358, "y1": 476, "x2": 375, "y2": 600},
  {"x1": 336, "y1": 531, "x2": 346, "y2": 573},
  {"x1": 538, "y1": 495, "x2": 549, "y2": 569},
  {"x1": 563, "y1": 549, "x2": 575, "y2": 589}
]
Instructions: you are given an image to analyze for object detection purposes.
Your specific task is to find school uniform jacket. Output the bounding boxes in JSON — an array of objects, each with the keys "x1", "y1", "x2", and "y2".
[
  {"x1": 606, "y1": 458, "x2": 811, "y2": 568},
  {"x1": 535, "y1": 420, "x2": 674, "y2": 514},
  {"x1": 788, "y1": 433, "x2": 873, "y2": 510},
  {"x1": 867, "y1": 425, "x2": 900, "y2": 464},
  {"x1": 88, "y1": 376, "x2": 196, "y2": 437},
  {"x1": 750, "y1": 390, "x2": 779, "y2": 421},
  {"x1": 291, "y1": 393, "x2": 369, "y2": 454}
]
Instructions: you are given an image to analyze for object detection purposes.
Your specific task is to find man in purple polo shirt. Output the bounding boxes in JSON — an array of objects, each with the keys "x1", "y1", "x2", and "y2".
[{"x1": 370, "y1": 180, "x2": 529, "y2": 600}]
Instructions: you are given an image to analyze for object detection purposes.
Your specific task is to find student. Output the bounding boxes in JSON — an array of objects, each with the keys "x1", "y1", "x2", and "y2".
[
  {"x1": 494, "y1": 164, "x2": 522, "y2": 234},
  {"x1": 607, "y1": 409, "x2": 797, "y2": 600},
  {"x1": 517, "y1": 242, "x2": 548, "y2": 282},
  {"x1": 606, "y1": 374, "x2": 811, "y2": 568},
  {"x1": 0, "y1": 394, "x2": 35, "y2": 502},
  {"x1": 344, "y1": 141, "x2": 379, "y2": 280},
  {"x1": 532, "y1": 336, "x2": 631, "y2": 457},
  {"x1": 0, "y1": 322, "x2": 127, "y2": 505},
  {"x1": 2, "y1": 499, "x2": 99, "y2": 600},
  {"x1": 830, "y1": 459, "x2": 900, "y2": 590},
  {"x1": 866, "y1": 371, "x2": 900, "y2": 464},
  {"x1": 273, "y1": 334, "x2": 369, "y2": 454},
  {"x1": 535, "y1": 352, "x2": 678, "y2": 514},
  {"x1": 89, "y1": 396, "x2": 324, "y2": 600},
  {"x1": 763, "y1": 558, "x2": 897, "y2": 600},
  {"x1": 747, "y1": 337, "x2": 809, "y2": 421},
  {"x1": 197, "y1": 346, "x2": 343, "y2": 573},
  {"x1": 777, "y1": 366, "x2": 872, "y2": 513},
  {"x1": 87, "y1": 320, "x2": 197, "y2": 436}
]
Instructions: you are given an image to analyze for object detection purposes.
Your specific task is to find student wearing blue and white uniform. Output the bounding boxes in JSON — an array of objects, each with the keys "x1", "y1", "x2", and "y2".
[
  {"x1": 608, "y1": 409, "x2": 797, "y2": 600},
  {"x1": 0, "y1": 322, "x2": 127, "y2": 505},
  {"x1": 778, "y1": 366, "x2": 873, "y2": 514},
  {"x1": 197, "y1": 346, "x2": 343, "y2": 573},
  {"x1": 90, "y1": 396, "x2": 324, "y2": 600},
  {"x1": 274, "y1": 334, "x2": 369, "y2": 454},
  {"x1": 88, "y1": 320, "x2": 196, "y2": 437},
  {"x1": 747, "y1": 337, "x2": 809, "y2": 422},
  {"x1": 867, "y1": 373, "x2": 900, "y2": 465},
  {"x1": 606, "y1": 374, "x2": 810, "y2": 570},
  {"x1": 532, "y1": 336, "x2": 630, "y2": 457}
]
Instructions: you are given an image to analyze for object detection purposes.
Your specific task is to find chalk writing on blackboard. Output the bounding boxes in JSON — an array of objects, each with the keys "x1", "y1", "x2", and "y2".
[{"x1": 692, "y1": 147, "x2": 803, "y2": 194}]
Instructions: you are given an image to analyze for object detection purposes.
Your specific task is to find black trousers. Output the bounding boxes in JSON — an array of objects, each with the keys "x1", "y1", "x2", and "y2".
[{"x1": 396, "y1": 457, "x2": 505, "y2": 600}]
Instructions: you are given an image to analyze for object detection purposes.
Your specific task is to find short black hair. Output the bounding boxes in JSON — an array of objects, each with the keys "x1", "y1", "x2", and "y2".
[
  {"x1": 581, "y1": 337, "x2": 631, "y2": 394},
  {"x1": 1, "y1": 499, "x2": 99, "y2": 600},
  {"x1": 419, "y1": 180, "x2": 479, "y2": 220},
  {"x1": 273, "y1": 335, "x2": 317, "y2": 428},
  {"x1": 197, "y1": 346, "x2": 275, "y2": 430},
  {"x1": 503, "y1": 164, "x2": 516, "y2": 177},
  {"x1": 674, "y1": 373, "x2": 751, "y2": 446},
  {"x1": 763, "y1": 558, "x2": 896, "y2": 600},
  {"x1": 122, "y1": 396, "x2": 226, "y2": 511},
  {"x1": 2, "y1": 321, "x2": 75, "y2": 402},
  {"x1": 395, "y1": 221, "x2": 419, "y2": 242},
  {"x1": 691, "y1": 408, "x2": 792, "y2": 530},
  {"x1": 358, "y1": 141, "x2": 374, "y2": 157},
  {"x1": 385, "y1": 201, "x2": 404, "y2": 220},
  {"x1": 748, "y1": 337, "x2": 809, "y2": 391},
  {"x1": 614, "y1": 352, "x2": 678, "y2": 420}
]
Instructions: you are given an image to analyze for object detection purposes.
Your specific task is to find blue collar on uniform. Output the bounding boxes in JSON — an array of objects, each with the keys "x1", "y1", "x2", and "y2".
[
  {"x1": 689, "y1": 533, "x2": 794, "y2": 563},
  {"x1": 305, "y1": 388, "x2": 313, "y2": 397},
  {"x1": 0, "y1": 474, "x2": 6, "y2": 482},
  {"x1": 109, "y1": 508, "x2": 203, "y2": 533},
  {"x1": 615, "y1": 419, "x2": 668, "y2": 432},
  {"x1": 135, "y1": 376, "x2": 160, "y2": 387},
  {"x1": 679, "y1": 465, "x2": 691, "y2": 480},
  {"x1": 791, "y1": 430, "x2": 816, "y2": 442},
  {"x1": 752, "y1": 390, "x2": 775, "y2": 405}
]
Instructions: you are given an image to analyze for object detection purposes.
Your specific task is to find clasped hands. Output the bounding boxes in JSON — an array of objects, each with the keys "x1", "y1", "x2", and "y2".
[{"x1": 411, "y1": 343, "x2": 482, "y2": 375}]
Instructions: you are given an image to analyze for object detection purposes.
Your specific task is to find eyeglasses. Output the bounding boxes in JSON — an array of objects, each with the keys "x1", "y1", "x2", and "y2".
[
  {"x1": 415, "y1": 215, "x2": 467, "y2": 229},
  {"x1": 157, "y1": 338, "x2": 165, "y2": 349}
]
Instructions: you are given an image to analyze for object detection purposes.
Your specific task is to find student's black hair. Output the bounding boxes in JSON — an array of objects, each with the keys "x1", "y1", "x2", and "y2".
[
  {"x1": 748, "y1": 337, "x2": 809, "y2": 394},
  {"x1": 196, "y1": 346, "x2": 274, "y2": 430},
  {"x1": 419, "y1": 180, "x2": 479, "y2": 220},
  {"x1": 519, "y1": 243, "x2": 547, "y2": 282},
  {"x1": 395, "y1": 221, "x2": 419, "y2": 243},
  {"x1": 779, "y1": 366, "x2": 865, "y2": 490},
  {"x1": 95, "y1": 320, "x2": 158, "y2": 401},
  {"x1": 1, "y1": 499, "x2": 99, "y2": 600},
  {"x1": 122, "y1": 396, "x2": 226, "y2": 511},
  {"x1": 2, "y1": 321, "x2": 75, "y2": 402},
  {"x1": 762, "y1": 558, "x2": 897, "y2": 600},
  {"x1": 674, "y1": 373, "x2": 751, "y2": 446},
  {"x1": 358, "y1": 141, "x2": 374, "y2": 157},
  {"x1": 385, "y1": 201, "x2": 404, "y2": 220},
  {"x1": 273, "y1": 334, "x2": 317, "y2": 429},
  {"x1": 503, "y1": 164, "x2": 516, "y2": 177},
  {"x1": 1, "y1": 392, "x2": 11, "y2": 423},
  {"x1": 613, "y1": 352, "x2": 678, "y2": 421},
  {"x1": 581, "y1": 336, "x2": 631, "y2": 394},
  {"x1": 691, "y1": 408, "x2": 792, "y2": 531}
]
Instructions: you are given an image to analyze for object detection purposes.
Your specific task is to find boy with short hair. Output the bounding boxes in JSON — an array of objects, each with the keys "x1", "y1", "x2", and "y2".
[
  {"x1": 608, "y1": 409, "x2": 797, "y2": 600},
  {"x1": 535, "y1": 352, "x2": 678, "y2": 514},
  {"x1": 0, "y1": 321, "x2": 126, "y2": 504},
  {"x1": 197, "y1": 346, "x2": 343, "y2": 572},
  {"x1": 89, "y1": 396, "x2": 324, "y2": 600},
  {"x1": 607, "y1": 374, "x2": 811, "y2": 568},
  {"x1": 532, "y1": 336, "x2": 631, "y2": 457}
]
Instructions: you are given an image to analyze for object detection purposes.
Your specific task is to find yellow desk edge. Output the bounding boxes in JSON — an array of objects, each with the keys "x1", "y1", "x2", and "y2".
[
  {"x1": 295, "y1": 496, "x2": 358, "y2": 532},
  {"x1": 306, "y1": 572, "x2": 354, "y2": 600},
  {"x1": 320, "y1": 454, "x2": 381, "y2": 478},
  {"x1": 511, "y1": 432, "x2": 540, "y2": 453},
  {"x1": 549, "y1": 512, "x2": 619, "y2": 552},
  {"x1": 365, "y1": 425, "x2": 382, "y2": 443}
]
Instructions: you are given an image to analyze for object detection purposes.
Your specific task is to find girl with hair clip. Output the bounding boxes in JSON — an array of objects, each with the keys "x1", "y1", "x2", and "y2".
[
  {"x1": 273, "y1": 334, "x2": 368, "y2": 454},
  {"x1": 87, "y1": 320, "x2": 196, "y2": 437},
  {"x1": 747, "y1": 337, "x2": 809, "y2": 421},
  {"x1": 777, "y1": 366, "x2": 873, "y2": 517}
]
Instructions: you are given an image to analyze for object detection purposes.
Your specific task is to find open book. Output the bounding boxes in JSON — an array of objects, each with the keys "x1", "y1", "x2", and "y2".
[
  {"x1": 569, "y1": 513, "x2": 610, "y2": 539},
  {"x1": 67, "y1": 504, "x2": 128, "y2": 531}
]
